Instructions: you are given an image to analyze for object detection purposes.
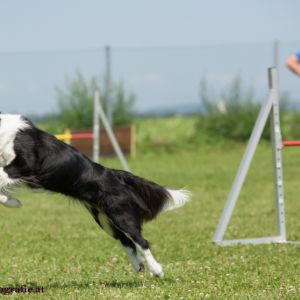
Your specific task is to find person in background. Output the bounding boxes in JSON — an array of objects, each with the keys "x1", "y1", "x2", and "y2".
[{"x1": 286, "y1": 52, "x2": 300, "y2": 76}]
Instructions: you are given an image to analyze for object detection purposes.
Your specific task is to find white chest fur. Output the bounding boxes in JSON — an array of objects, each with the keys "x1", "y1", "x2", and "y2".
[
  {"x1": 0, "y1": 139, "x2": 16, "y2": 167},
  {"x1": 0, "y1": 114, "x2": 29, "y2": 167}
]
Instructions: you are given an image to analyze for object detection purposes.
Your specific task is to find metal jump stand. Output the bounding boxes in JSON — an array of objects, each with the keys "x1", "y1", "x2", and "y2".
[
  {"x1": 92, "y1": 90, "x2": 130, "y2": 172},
  {"x1": 213, "y1": 67, "x2": 300, "y2": 246}
]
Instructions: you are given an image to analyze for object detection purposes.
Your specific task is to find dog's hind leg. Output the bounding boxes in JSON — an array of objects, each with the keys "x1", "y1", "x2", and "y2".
[
  {"x1": 117, "y1": 230, "x2": 145, "y2": 272},
  {"x1": 86, "y1": 206, "x2": 145, "y2": 272},
  {"x1": 130, "y1": 234, "x2": 163, "y2": 278},
  {"x1": 107, "y1": 213, "x2": 164, "y2": 278}
]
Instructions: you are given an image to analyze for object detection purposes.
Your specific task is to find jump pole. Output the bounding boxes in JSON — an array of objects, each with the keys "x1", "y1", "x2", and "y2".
[
  {"x1": 94, "y1": 90, "x2": 130, "y2": 172},
  {"x1": 93, "y1": 90, "x2": 100, "y2": 162},
  {"x1": 213, "y1": 67, "x2": 300, "y2": 246}
]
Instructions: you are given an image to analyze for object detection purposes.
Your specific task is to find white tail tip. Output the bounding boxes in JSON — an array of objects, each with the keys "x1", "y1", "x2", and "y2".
[{"x1": 163, "y1": 189, "x2": 191, "y2": 212}]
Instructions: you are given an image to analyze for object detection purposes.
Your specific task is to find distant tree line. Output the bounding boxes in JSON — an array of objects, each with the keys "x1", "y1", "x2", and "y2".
[{"x1": 38, "y1": 71, "x2": 300, "y2": 145}]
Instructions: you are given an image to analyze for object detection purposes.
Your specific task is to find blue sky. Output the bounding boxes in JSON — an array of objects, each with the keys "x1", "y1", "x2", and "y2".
[
  {"x1": 0, "y1": 0, "x2": 298, "y2": 50},
  {"x1": 0, "y1": 0, "x2": 299, "y2": 114}
]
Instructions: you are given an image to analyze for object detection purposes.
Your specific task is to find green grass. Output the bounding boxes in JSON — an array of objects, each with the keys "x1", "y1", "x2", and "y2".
[
  {"x1": 2, "y1": 143, "x2": 300, "y2": 299},
  {"x1": 135, "y1": 115, "x2": 199, "y2": 153}
]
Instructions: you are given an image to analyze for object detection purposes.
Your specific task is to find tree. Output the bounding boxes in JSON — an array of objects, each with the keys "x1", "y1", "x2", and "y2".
[
  {"x1": 198, "y1": 76, "x2": 264, "y2": 142},
  {"x1": 197, "y1": 76, "x2": 290, "y2": 142},
  {"x1": 56, "y1": 71, "x2": 135, "y2": 129},
  {"x1": 113, "y1": 82, "x2": 135, "y2": 125}
]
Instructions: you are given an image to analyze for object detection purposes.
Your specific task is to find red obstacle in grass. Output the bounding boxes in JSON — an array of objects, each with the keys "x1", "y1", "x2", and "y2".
[
  {"x1": 282, "y1": 140, "x2": 300, "y2": 147},
  {"x1": 71, "y1": 133, "x2": 94, "y2": 139},
  {"x1": 55, "y1": 131, "x2": 94, "y2": 141}
]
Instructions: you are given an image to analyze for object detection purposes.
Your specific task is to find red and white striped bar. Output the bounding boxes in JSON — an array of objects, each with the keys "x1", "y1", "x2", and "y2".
[{"x1": 282, "y1": 140, "x2": 300, "y2": 147}]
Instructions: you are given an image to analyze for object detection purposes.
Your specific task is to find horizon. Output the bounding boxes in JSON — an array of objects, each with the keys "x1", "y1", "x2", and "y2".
[{"x1": 0, "y1": 1, "x2": 299, "y2": 115}]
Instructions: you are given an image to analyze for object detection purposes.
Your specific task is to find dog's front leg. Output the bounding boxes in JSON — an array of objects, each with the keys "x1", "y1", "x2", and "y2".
[
  {"x1": 0, "y1": 167, "x2": 22, "y2": 208},
  {"x1": 0, "y1": 194, "x2": 22, "y2": 208}
]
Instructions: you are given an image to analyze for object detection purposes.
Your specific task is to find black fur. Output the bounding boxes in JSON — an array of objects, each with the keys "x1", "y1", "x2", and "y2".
[
  {"x1": 3, "y1": 117, "x2": 180, "y2": 275},
  {"x1": 6, "y1": 120, "x2": 170, "y2": 221}
]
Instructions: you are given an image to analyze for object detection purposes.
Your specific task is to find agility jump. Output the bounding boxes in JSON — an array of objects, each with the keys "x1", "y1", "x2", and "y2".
[
  {"x1": 54, "y1": 91, "x2": 132, "y2": 172},
  {"x1": 213, "y1": 67, "x2": 300, "y2": 246}
]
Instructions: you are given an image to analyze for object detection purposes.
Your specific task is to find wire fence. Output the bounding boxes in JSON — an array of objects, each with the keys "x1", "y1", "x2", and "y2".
[{"x1": 0, "y1": 40, "x2": 300, "y2": 117}]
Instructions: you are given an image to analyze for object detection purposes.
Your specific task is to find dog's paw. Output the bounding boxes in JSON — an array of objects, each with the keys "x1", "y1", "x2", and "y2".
[
  {"x1": 2, "y1": 198, "x2": 22, "y2": 208},
  {"x1": 138, "y1": 263, "x2": 145, "y2": 272},
  {"x1": 149, "y1": 263, "x2": 164, "y2": 278},
  {"x1": 131, "y1": 261, "x2": 145, "y2": 273}
]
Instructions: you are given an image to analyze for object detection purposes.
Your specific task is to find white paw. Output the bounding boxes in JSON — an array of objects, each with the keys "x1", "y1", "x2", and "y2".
[
  {"x1": 149, "y1": 263, "x2": 164, "y2": 278},
  {"x1": 2, "y1": 198, "x2": 22, "y2": 208}
]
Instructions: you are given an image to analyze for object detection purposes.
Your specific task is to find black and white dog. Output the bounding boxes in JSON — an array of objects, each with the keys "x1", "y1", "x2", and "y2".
[{"x1": 0, "y1": 114, "x2": 190, "y2": 277}]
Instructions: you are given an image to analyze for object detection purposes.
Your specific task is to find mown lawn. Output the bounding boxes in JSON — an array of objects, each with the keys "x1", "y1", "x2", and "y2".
[{"x1": 1, "y1": 143, "x2": 300, "y2": 299}]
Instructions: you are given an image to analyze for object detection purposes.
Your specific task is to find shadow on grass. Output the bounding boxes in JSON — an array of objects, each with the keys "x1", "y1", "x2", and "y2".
[
  {"x1": 48, "y1": 279, "x2": 144, "y2": 289},
  {"x1": 10, "y1": 277, "x2": 175, "y2": 291}
]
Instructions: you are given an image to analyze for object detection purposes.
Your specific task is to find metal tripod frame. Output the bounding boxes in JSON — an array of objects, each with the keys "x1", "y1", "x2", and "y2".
[{"x1": 213, "y1": 67, "x2": 300, "y2": 246}]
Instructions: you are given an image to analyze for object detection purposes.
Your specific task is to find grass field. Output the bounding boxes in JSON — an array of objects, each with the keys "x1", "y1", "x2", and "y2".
[{"x1": 2, "y1": 143, "x2": 300, "y2": 299}]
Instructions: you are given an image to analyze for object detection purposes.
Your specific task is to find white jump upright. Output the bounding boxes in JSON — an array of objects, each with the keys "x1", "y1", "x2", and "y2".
[
  {"x1": 213, "y1": 67, "x2": 300, "y2": 246},
  {"x1": 93, "y1": 90, "x2": 100, "y2": 162},
  {"x1": 93, "y1": 90, "x2": 130, "y2": 172}
]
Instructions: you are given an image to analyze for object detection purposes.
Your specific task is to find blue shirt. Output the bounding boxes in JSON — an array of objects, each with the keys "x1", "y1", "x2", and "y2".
[{"x1": 296, "y1": 52, "x2": 300, "y2": 61}]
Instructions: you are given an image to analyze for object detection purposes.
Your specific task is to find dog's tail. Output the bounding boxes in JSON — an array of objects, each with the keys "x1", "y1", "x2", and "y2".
[
  {"x1": 117, "y1": 171, "x2": 191, "y2": 221},
  {"x1": 162, "y1": 188, "x2": 191, "y2": 212}
]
